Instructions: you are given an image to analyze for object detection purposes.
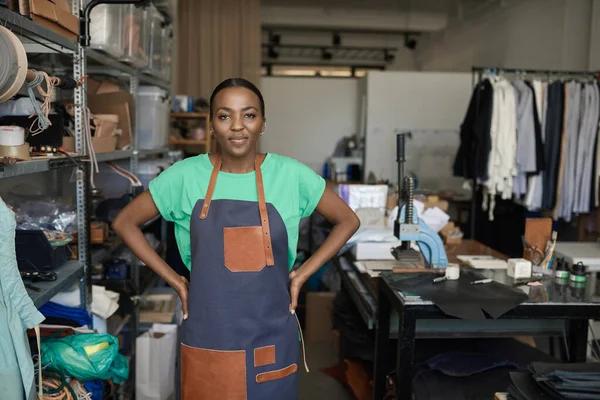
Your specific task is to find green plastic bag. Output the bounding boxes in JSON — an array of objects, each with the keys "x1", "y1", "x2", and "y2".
[{"x1": 40, "y1": 333, "x2": 129, "y2": 384}]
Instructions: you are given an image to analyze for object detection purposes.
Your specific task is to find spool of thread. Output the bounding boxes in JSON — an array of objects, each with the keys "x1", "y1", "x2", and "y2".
[
  {"x1": 0, "y1": 125, "x2": 25, "y2": 146},
  {"x1": 445, "y1": 263, "x2": 460, "y2": 280},
  {"x1": 570, "y1": 262, "x2": 587, "y2": 283},
  {"x1": 555, "y1": 257, "x2": 570, "y2": 280}
]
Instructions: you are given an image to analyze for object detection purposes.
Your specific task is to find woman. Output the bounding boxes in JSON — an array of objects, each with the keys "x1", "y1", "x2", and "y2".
[{"x1": 113, "y1": 78, "x2": 360, "y2": 400}]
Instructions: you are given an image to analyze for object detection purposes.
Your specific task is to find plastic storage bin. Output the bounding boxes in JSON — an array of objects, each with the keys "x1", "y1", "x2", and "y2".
[
  {"x1": 144, "y1": 5, "x2": 164, "y2": 76},
  {"x1": 137, "y1": 86, "x2": 170, "y2": 150},
  {"x1": 122, "y1": 4, "x2": 149, "y2": 68},
  {"x1": 86, "y1": 1, "x2": 124, "y2": 58},
  {"x1": 161, "y1": 25, "x2": 173, "y2": 80}
]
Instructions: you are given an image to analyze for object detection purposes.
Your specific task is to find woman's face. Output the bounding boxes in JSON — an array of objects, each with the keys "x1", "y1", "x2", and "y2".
[{"x1": 211, "y1": 87, "x2": 265, "y2": 158}]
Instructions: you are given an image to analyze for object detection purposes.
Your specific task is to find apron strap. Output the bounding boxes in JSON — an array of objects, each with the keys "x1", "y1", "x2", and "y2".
[
  {"x1": 199, "y1": 155, "x2": 222, "y2": 219},
  {"x1": 255, "y1": 156, "x2": 275, "y2": 266},
  {"x1": 199, "y1": 154, "x2": 274, "y2": 267}
]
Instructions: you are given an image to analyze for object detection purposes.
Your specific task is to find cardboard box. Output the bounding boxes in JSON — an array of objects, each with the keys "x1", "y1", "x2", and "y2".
[
  {"x1": 139, "y1": 294, "x2": 176, "y2": 324},
  {"x1": 88, "y1": 92, "x2": 134, "y2": 149},
  {"x1": 305, "y1": 292, "x2": 336, "y2": 343},
  {"x1": 28, "y1": 0, "x2": 79, "y2": 41},
  {"x1": 63, "y1": 135, "x2": 117, "y2": 154}
]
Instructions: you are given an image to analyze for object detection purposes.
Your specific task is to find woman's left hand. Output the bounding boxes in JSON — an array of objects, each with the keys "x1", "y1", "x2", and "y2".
[{"x1": 289, "y1": 269, "x2": 306, "y2": 314}]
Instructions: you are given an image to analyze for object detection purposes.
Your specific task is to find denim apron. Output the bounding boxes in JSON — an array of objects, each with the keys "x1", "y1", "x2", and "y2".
[{"x1": 180, "y1": 154, "x2": 301, "y2": 400}]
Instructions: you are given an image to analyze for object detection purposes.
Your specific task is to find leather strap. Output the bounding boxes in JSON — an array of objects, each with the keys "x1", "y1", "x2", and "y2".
[
  {"x1": 198, "y1": 154, "x2": 275, "y2": 267},
  {"x1": 199, "y1": 155, "x2": 222, "y2": 219},
  {"x1": 255, "y1": 156, "x2": 275, "y2": 266}
]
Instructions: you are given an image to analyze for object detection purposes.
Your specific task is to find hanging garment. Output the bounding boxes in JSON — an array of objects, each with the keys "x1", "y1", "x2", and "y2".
[
  {"x1": 511, "y1": 80, "x2": 538, "y2": 197},
  {"x1": 542, "y1": 82, "x2": 565, "y2": 210},
  {"x1": 483, "y1": 78, "x2": 517, "y2": 220},
  {"x1": 524, "y1": 81, "x2": 545, "y2": 173},
  {"x1": 453, "y1": 79, "x2": 494, "y2": 181},
  {"x1": 574, "y1": 83, "x2": 600, "y2": 214},
  {"x1": 0, "y1": 196, "x2": 45, "y2": 400},
  {"x1": 179, "y1": 155, "x2": 304, "y2": 400},
  {"x1": 555, "y1": 82, "x2": 581, "y2": 221},
  {"x1": 525, "y1": 80, "x2": 547, "y2": 211}
]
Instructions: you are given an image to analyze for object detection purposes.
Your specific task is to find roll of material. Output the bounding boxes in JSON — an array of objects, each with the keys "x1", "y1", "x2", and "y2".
[
  {"x1": 0, "y1": 126, "x2": 25, "y2": 146},
  {"x1": 0, "y1": 25, "x2": 28, "y2": 103},
  {"x1": 0, "y1": 143, "x2": 30, "y2": 161}
]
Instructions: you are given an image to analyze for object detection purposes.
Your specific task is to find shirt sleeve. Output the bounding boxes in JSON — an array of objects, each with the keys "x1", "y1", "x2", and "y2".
[
  {"x1": 148, "y1": 161, "x2": 187, "y2": 222},
  {"x1": 296, "y1": 161, "x2": 326, "y2": 219}
]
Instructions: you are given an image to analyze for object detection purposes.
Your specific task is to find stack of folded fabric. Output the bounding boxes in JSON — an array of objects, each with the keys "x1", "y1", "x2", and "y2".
[{"x1": 508, "y1": 362, "x2": 600, "y2": 400}]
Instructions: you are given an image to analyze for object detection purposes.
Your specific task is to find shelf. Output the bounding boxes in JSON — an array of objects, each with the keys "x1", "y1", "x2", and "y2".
[
  {"x1": 25, "y1": 261, "x2": 85, "y2": 308},
  {"x1": 87, "y1": 50, "x2": 171, "y2": 91},
  {"x1": 139, "y1": 148, "x2": 171, "y2": 158},
  {"x1": 0, "y1": 155, "x2": 82, "y2": 179},
  {"x1": 169, "y1": 137, "x2": 206, "y2": 145},
  {"x1": 171, "y1": 112, "x2": 209, "y2": 119},
  {"x1": 93, "y1": 150, "x2": 134, "y2": 162},
  {"x1": 0, "y1": 8, "x2": 76, "y2": 52}
]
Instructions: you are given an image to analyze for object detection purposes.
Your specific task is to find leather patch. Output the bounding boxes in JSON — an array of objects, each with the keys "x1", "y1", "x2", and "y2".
[
  {"x1": 180, "y1": 344, "x2": 247, "y2": 400},
  {"x1": 254, "y1": 345, "x2": 276, "y2": 367},
  {"x1": 256, "y1": 363, "x2": 298, "y2": 383},
  {"x1": 224, "y1": 226, "x2": 267, "y2": 272}
]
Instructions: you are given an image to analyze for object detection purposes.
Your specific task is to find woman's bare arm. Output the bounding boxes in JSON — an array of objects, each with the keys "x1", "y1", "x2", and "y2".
[
  {"x1": 289, "y1": 188, "x2": 360, "y2": 311},
  {"x1": 112, "y1": 190, "x2": 189, "y2": 318}
]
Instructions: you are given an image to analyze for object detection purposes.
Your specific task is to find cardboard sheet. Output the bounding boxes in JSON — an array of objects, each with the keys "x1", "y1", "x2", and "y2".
[{"x1": 390, "y1": 269, "x2": 529, "y2": 320}]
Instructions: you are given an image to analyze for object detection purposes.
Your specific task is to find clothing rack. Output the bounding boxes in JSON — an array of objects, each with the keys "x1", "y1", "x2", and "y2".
[{"x1": 467, "y1": 66, "x2": 600, "y2": 239}]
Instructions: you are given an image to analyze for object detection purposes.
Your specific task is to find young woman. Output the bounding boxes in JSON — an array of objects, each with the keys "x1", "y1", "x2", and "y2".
[{"x1": 113, "y1": 78, "x2": 360, "y2": 399}]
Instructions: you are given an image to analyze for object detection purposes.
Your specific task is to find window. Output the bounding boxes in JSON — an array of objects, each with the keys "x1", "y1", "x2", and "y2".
[{"x1": 262, "y1": 64, "x2": 382, "y2": 78}]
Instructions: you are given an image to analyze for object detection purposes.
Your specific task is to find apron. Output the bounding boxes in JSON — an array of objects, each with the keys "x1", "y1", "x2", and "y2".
[{"x1": 180, "y1": 154, "x2": 306, "y2": 400}]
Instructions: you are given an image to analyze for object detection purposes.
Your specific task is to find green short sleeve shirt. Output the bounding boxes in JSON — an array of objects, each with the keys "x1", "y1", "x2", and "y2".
[{"x1": 148, "y1": 153, "x2": 326, "y2": 271}]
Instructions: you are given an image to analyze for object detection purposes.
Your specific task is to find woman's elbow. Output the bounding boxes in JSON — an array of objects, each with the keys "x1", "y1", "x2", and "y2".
[
  {"x1": 346, "y1": 211, "x2": 361, "y2": 234},
  {"x1": 112, "y1": 211, "x2": 130, "y2": 238}
]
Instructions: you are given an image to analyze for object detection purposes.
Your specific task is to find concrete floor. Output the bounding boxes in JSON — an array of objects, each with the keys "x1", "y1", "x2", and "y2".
[{"x1": 299, "y1": 341, "x2": 353, "y2": 400}]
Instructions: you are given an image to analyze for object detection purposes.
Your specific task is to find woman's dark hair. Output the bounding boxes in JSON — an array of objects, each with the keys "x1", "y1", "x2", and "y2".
[{"x1": 209, "y1": 78, "x2": 265, "y2": 119}]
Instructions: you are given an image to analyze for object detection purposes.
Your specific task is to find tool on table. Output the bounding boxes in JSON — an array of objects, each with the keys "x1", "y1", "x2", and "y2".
[
  {"x1": 433, "y1": 263, "x2": 460, "y2": 283},
  {"x1": 512, "y1": 277, "x2": 542, "y2": 287},
  {"x1": 471, "y1": 278, "x2": 493, "y2": 285},
  {"x1": 391, "y1": 132, "x2": 448, "y2": 269}
]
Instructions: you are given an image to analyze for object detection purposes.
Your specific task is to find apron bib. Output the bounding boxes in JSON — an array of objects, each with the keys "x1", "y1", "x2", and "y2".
[{"x1": 180, "y1": 154, "x2": 301, "y2": 400}]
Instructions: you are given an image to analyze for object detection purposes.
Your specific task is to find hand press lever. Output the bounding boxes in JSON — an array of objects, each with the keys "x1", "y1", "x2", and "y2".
[{"x1": 391, "y1": 132, "x2": 449, "y2": 269}]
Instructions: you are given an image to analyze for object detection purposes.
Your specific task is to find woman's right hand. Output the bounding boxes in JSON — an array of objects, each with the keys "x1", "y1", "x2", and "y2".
[{"x1": 173, "y1": 275, "x2": 189, "y2": 320}]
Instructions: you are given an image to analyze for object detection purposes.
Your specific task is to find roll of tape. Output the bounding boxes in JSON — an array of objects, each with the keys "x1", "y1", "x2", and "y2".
[
  {"x1": 445, "y1": 263, "x2": 460, "y2": 280},
  {"x1": 0, "y1": 125, "x2": 25, "y2": 146},
  {"x1": 0, "y1": 25, "x2": 28, "y2": 103}
]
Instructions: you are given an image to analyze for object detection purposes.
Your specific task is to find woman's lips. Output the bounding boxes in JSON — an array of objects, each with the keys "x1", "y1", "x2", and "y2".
[{"x1": 229, "y1": 137, "x2": 248, "y2": 146}]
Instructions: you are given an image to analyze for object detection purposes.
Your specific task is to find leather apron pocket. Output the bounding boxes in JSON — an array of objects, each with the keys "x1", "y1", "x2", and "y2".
[
  {"x1": 224, "y1": 226, "x2": 266, "y2": 272},
  {"x1": 181, "y1": 343, "x2": 247, "y2": 400},
  {"x1": 256, "y1": 363, "x2": 298, "y2": 383}
]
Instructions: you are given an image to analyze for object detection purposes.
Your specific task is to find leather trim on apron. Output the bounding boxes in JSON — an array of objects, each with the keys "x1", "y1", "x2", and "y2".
[
  {"x1": 181, "y1": 343, "x2": 247, "y2": 400},
  {"x1": 254, "y1": 345, "x2": 276, "y2": 367},
  {"x1": 256, "y1": 364, "x2": 298, "y2": 384}
]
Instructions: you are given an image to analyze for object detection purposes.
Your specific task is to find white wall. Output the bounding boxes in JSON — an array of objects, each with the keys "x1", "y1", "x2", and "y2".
[
  {"x1": 416, "y1": 0, "x2": 593, "y2": 72},
  {"x1": 363, "y1": 71, "x2": 472, "y2": 192},
  {"x1": 259, "y1": 77, "x2": 359, "y2": 172}
]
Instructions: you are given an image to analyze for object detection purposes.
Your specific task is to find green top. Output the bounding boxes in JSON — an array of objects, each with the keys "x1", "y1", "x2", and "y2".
[{"x1": 148, "y1": 153, "x2": 326, "y2": 271}]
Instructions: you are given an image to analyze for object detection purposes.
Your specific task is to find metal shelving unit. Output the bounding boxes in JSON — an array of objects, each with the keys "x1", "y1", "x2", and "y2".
[
  {"x1": 1, "y1": 3, "x2": 172, "y2": 397},
  {"x1": 0, "y1": 156, "x2": 82, "y2": 178},
  {"x1": 26, "y1": 261, "x2": 85, "y2": 308},
  {"x1": 0, "y1": 7, "x2": 75, "y2": 52}
]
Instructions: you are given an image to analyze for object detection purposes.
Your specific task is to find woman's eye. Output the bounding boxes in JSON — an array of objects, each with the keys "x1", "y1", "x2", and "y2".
[
  {"x1": 218, "y1": 114, "x2": 230, "y2": 120},
  {"x1": 245, "y1": 113, "x2": 256, "y2": 119}
]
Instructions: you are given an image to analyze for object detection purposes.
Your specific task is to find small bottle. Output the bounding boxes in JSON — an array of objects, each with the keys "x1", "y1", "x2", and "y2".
[
  {"x1": 569, "y1": 262, "x2": 587, "y2": 284},
  {"x1": 555, "y1": 258, "x2": 570, "y2": 280}
]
